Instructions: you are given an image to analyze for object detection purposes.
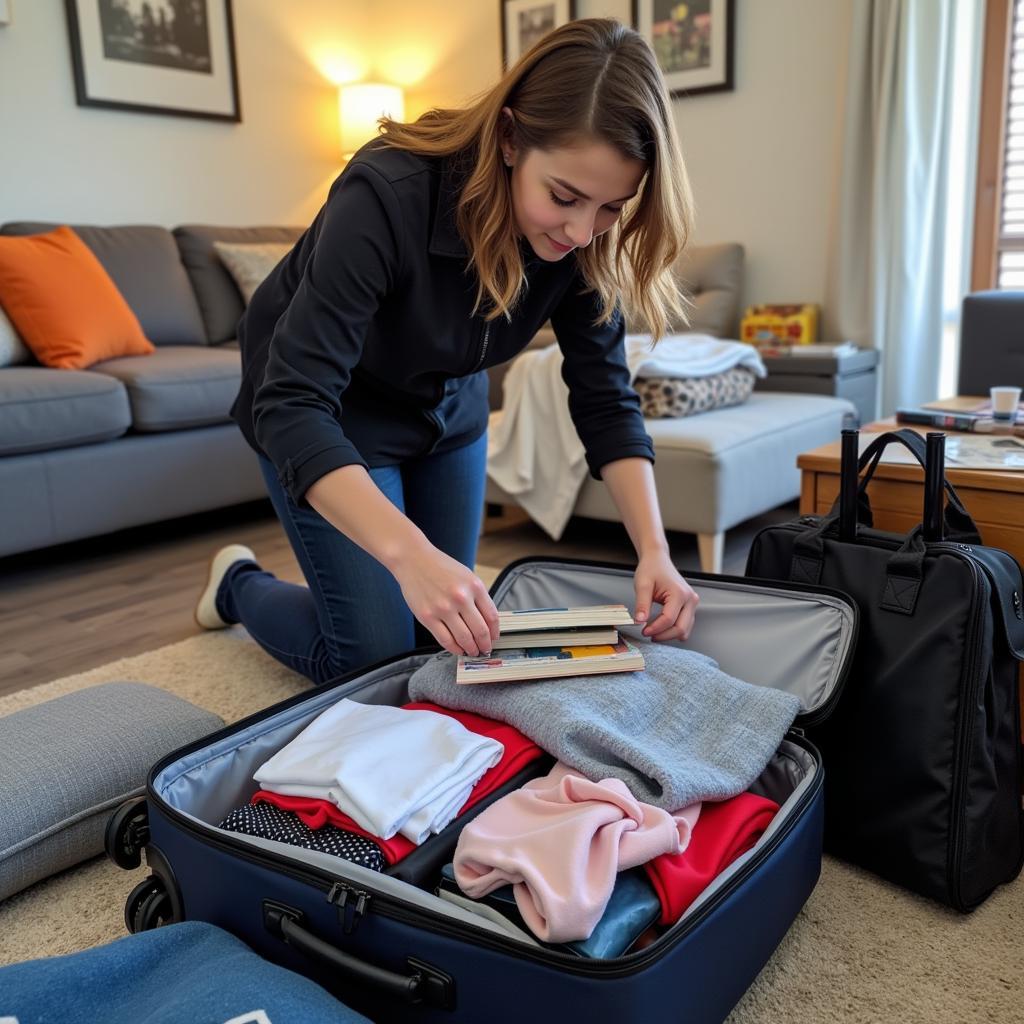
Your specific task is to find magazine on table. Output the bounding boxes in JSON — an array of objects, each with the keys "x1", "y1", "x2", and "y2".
[{"x1": 860, "y1": 432, "x2": 1024, "y2": 471}]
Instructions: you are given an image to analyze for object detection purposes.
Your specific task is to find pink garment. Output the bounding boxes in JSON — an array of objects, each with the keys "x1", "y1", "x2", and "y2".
[{"x1": 453, "y1": 762, "x2": 701, "y2": 943}]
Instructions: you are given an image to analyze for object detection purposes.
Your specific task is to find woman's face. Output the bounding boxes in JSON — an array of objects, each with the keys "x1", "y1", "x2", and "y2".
[{"x1": 503, "y1": 134, "x2": 646, "y2": 262}]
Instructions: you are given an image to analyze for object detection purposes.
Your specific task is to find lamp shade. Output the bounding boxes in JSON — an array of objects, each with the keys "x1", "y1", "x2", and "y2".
[{"x1": 339, "y1": 83, "x2": 404, "y2": 157}]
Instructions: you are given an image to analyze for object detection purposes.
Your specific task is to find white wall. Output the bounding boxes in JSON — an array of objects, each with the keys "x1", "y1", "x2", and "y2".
[
  {"x1": 0, "y1": 0, "x2": 853, "y2": 317},
  {"x1": 373, "y1": 0, "x2": 855, "y2": 320},
  {"x1": 0, "y1": 0, "x2": 373, "y2": 226}
]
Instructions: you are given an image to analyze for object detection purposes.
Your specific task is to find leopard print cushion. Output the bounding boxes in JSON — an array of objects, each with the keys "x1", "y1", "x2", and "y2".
[{"x1": 635, "y1": 366, "x2": 757, "y2": 419}]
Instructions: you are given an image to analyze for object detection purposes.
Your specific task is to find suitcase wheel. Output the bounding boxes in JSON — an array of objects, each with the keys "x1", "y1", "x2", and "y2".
[
  {"x1": 125, "y1": 876, "x2": 173, "y2": 933},
  {"x1": 106, "y1": 797, "x2": 150, "y2": 870}
]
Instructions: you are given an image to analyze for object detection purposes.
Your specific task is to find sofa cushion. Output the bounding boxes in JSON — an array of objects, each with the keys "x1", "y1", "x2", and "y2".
[
  {"x1": 1, "y1": 222, "x2": 208, "y2": 347},
  {"x1": 92, "y1": 344, "x2": 242, "y2": 432},
  {"x1": 0, "y1": 366, "x2": 131, "y2": 455},
  {"x1": 670, "y1": 243, "x2": 745, "y2": 338},
  {"x1": 174, "y1": 225, "x2": 304, "y2": 344},
  {"x1": 573, "y1": 392, "x2": 855, "y2": 535},
  {"x1": 0, "y1": 226, "x2": 156, "y2": 370},
  {"x1": 0, "y1": 683, "x2": 223, "y2": 903},
  {"x1": 214, "y1": 240, "x2": 295, "y2": 303},
  {"x1": 0, "y1": 305, "x2": 32, "y2": 367}
]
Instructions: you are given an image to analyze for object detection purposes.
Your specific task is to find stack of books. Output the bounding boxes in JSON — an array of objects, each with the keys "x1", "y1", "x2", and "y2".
[
  {"x1": 456, "y1": 605, "x2": 644, "y2": 684},
  {"x1": 754, "y1": 340, "x2": 858, "y2": 359}
]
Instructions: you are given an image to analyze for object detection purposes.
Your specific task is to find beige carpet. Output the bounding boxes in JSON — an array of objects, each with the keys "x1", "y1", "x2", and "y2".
[{"x1": 1, "y1": 578, "x2": 1020, "y2": 1022}]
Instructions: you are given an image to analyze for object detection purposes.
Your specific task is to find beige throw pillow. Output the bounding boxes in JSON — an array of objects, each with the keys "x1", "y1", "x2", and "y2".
[
  {"x1": 0, "y1": 304, "x2": 33, "y2": 366},
  {"x1": 214, "y1": 241, "x2": 294, "y2": 304}
]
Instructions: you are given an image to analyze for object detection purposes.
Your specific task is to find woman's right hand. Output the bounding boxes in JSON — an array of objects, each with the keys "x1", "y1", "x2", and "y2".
[{"x1": 392, "y1": 544, "x2": 500, "y2": 657}]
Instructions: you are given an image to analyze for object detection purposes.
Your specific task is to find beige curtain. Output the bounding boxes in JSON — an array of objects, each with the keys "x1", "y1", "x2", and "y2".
[{"x1": 827, "y1": 0, "x2": 980, "y2": 415}]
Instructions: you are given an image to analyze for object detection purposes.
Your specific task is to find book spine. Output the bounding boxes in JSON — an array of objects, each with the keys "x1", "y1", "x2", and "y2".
[{"x1": 895, "y1": 408, "x2": 991, "y2": 432}]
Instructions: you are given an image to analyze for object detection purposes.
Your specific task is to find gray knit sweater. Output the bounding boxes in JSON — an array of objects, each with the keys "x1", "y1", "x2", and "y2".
[{"x1": 407, "y1": 641, "x2": 801, "y2": 810}]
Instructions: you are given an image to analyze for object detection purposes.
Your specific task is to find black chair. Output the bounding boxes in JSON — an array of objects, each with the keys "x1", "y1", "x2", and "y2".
[{"x1": 957, "y1": 290, "x2": 1024, "y2": 395}]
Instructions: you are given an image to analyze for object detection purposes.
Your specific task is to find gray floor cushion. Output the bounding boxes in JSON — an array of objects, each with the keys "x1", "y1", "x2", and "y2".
[
  {"x1": 0, "y1": 366, "x2": 131, "y2": 455},
  {"x1": 0, "y1": 683, "x2": 223, "y2": 902},
  {"x1": 91, "y1": 345, "x2": 242, "y2": 432}
]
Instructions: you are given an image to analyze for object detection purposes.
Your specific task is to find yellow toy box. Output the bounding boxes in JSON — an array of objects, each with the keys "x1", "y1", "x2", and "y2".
[{"x1": 740, "y1": 304, "x2": 819, "y2": 345}]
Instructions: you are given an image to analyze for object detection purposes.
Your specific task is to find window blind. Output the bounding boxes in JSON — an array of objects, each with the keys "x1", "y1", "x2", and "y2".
[{"x1": 998, "y1": 0, "x2": 1024, "y2": 287}]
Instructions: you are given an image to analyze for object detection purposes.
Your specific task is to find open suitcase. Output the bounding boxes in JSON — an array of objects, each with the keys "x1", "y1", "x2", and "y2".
[{"x1": 108, "y1": 557, "x2": 858, "y2": 1024}]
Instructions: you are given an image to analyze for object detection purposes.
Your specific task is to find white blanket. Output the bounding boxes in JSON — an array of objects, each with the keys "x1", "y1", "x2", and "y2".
[
  {"x1": 486, "y1": 334, "x2": 764, "y2": 540},
  {"x1": 253, "y1": 699, "x2": 504, "y2": 844}
]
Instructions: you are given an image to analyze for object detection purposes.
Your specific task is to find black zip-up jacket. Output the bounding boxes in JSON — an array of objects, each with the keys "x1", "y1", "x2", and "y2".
[{"x1": 231, "y1": 142, "x2": 654, "y2": 505}]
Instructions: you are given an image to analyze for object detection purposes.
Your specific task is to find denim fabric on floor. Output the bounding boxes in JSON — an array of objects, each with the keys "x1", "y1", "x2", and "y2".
[
  {"x1": 218, "y1": 433, "x2": 487, "y2": 684},
  {"x1": 0, "y1": 920, "x2": 370, "y2": 1023}
]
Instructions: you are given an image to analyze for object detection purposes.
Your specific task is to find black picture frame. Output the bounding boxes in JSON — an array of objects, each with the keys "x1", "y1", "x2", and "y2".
[
  {"x1": 633, "y1": 0, "x2": 735, "y2": 99},
  {"x1": 500, "y1": 0, "x2": 577, "y2": 71},
  {"x1": 65, "y1": 0, "x2": 241, "y2": 123}
]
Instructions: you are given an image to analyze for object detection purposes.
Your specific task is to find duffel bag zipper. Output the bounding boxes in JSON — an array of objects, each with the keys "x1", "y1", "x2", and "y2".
[
  {"x1": 947, "y1": 558, "x2": 984, "y2": 911},
  {"x1": 149, "y1": 757, "x2": 820, "y2": 979}
]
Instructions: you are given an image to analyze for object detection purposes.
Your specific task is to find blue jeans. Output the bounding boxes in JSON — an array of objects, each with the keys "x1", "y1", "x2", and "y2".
[{"x1": 218, "y1": 433, "x2": 488, "y2": 685}]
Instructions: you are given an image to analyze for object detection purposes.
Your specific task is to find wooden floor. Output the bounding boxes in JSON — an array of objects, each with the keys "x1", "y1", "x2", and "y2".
[{"x1": 0, "y1": 499, "x2": 796, "y2": 698}]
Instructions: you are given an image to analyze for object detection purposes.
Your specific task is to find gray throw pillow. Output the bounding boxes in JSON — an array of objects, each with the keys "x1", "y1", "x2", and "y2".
[
  {"x1": 213, "y1": 241, "x2": 294, "y2": 304},
  {"x1": 0, "y1": 305, "x2": 32, "y2": 367},
  {"x1": 0, "y1": 682, "x2": 224, "y2": 902}
]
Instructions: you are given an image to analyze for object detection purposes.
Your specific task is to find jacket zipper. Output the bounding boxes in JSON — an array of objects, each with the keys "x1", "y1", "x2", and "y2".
[
  {"x1": 149, "y1": 755, "x2": 820, "y2": 979},
  {"x1": 471, "y1": 320, "x2": 491, "y2": 373}
]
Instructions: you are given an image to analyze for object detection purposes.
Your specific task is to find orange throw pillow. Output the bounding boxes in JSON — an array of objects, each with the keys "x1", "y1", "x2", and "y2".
[{"x1": 0, "y1": 225, "x2": 154, "y2": 370}]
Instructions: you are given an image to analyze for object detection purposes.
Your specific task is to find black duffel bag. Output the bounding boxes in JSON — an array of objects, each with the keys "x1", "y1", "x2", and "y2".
[{"x1": 746, "y1": 428, "x2": 1024, "y2": 910}]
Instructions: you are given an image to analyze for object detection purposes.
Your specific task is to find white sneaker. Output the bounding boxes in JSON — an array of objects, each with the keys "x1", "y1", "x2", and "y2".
[{"x1": 194, "y1": 544, "x2": 257, "y2": 629}]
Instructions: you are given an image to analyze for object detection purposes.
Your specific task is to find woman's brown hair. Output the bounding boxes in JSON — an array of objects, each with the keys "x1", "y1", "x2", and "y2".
[{"x1": 379, "y1": 17, "x2": 694, "y2": 338}]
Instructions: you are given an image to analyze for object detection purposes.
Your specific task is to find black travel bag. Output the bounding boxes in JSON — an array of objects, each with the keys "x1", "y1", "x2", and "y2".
[{"x1": 745, "y1": 428, "x2": 1024, "y2": 909}]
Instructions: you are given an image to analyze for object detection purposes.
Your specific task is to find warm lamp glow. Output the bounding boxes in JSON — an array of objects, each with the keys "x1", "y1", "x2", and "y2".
[{"x1": 339, "y1": 83, "x2": 404, "y2": 157}]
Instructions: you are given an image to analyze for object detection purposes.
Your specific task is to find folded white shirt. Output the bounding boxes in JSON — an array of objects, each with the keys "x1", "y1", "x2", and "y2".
[{"x1": 253, "y1": 700, "x2": 504, "y2": 844}]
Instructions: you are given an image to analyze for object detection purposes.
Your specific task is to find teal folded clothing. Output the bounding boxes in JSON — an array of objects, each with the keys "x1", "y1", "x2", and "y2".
[
  {"x1": 437, "y1": 863, "x2": 660, "y2": 958},
  {"x1": 0, "y1": 921, "x2": 370, "y2": 1024}
]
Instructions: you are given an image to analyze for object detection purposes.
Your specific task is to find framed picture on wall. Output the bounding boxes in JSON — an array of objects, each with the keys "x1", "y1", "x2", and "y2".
[
  {"x1": 64, "y1": 0, "x2": 241, "y2": 122},
  {"x1": 633, "y1": 0, "x2": 734, "y2": 98},
  {"x1": 501, "y1": 0, "x2": 576, "y2": 70}
]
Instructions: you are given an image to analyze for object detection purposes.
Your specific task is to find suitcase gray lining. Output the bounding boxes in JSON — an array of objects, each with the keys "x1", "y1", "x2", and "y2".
[{"x1": 152, "y1": 565, "x2": 841, "y2": 954}]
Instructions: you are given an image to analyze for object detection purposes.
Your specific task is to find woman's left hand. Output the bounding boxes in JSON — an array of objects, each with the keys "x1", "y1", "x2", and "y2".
[{"x1": 633, "y1": 550, "x2": 699, "y2": 643}]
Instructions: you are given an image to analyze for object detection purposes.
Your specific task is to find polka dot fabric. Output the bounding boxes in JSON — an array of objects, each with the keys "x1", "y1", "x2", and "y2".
[{"x1": 219, "y1": 802, "x2": 385, "y2": 872}]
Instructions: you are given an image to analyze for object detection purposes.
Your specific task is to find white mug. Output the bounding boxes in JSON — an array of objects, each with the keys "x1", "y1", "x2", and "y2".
[{"x1": 990, "y1": 386, "x2": 1022, "y2": 422}]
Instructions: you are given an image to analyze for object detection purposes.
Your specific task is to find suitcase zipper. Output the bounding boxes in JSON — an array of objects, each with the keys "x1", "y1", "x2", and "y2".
[{"x1": 149, "y1": 755, "x2": 821, "y2": 979}]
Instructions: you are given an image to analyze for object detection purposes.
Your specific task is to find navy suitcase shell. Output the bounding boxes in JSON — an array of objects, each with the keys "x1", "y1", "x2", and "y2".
[{"x1": 110, "y1": 558, "x2": 858, "y2": 1023}]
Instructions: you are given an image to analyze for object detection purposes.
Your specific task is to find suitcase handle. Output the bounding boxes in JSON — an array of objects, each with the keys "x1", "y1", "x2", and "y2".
[
  {"x1": 263, "y1": 901, "x2": 454, "y2": 1010},
  {"x1": 837, "y1": 429, "x2": 981, "y2": 543}
]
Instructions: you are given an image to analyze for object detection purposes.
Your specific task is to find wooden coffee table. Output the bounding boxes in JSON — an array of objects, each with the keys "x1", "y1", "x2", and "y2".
[{"x1": 797, "y1": 408, "x2": 1024, "y2": 727}]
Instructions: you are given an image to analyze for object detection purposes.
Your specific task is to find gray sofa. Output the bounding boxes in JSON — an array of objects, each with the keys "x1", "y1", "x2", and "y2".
[
  {"x1": 484, "y1": 243, "x2": 857, "y2": 572},
  {"x1": 0, "y1": 222, "x2": 300, "y2": 559}
]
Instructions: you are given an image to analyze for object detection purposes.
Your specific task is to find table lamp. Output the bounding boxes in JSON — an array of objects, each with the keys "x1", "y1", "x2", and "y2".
[{"x1": 339, "y1": 82, "x2": 405, "y2": 160}]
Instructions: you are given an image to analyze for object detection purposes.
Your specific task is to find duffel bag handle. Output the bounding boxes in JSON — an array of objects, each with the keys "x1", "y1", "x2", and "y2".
[
  {"x1": 791, "y1": 429, "x2": 979, "y2": 613},
  {"x1": 263, "y1": 901, "x2": 454, "y2": 1010},
  {"x1": 838, "y1": 428, "x2": 982, "y2": 544}
]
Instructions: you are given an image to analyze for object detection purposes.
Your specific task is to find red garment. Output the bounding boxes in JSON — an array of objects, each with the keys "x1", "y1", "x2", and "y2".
[
  {"x1": 253, "y1": 702, "x2": 544, "y2": 866},
  {"x1": 643, "y1": 792, "x2": 780, "y2": 925}
]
